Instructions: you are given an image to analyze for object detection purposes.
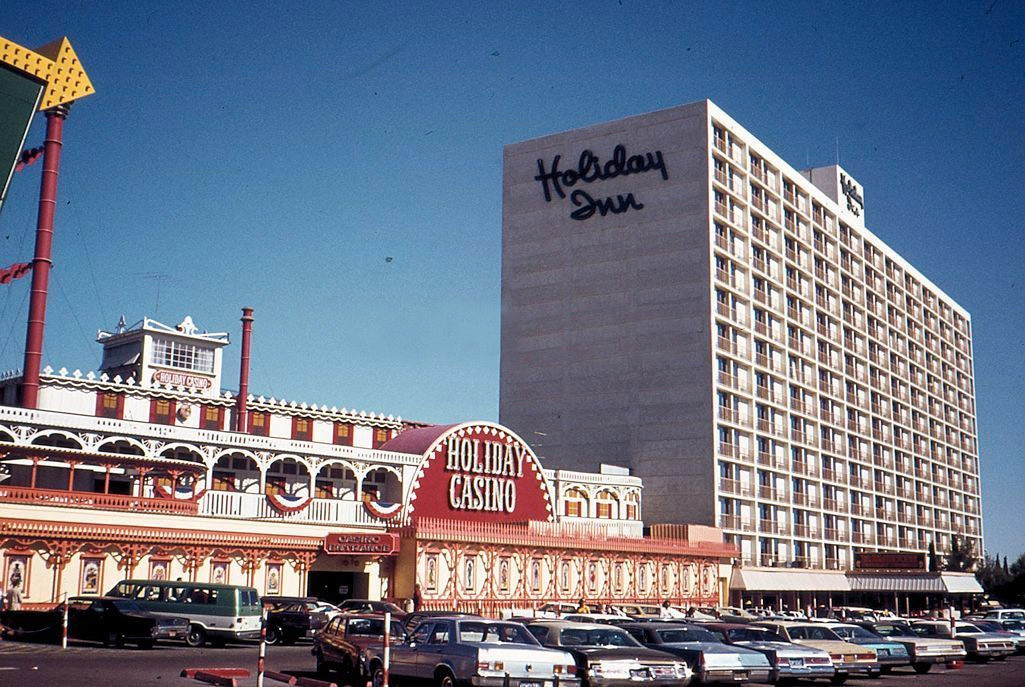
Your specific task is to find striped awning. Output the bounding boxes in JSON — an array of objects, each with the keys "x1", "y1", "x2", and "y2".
[
  {"x1": 731, "y1": 568, "x2": 851, "y2": 591},
  {"x1": 847, "y1": 572, "x2": 983, "y2": 594}
]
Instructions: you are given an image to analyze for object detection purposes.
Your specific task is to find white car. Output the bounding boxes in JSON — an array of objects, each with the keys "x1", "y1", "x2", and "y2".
[{"x1": 984, "y1": 608, "x2": 1025, "y2": 621}]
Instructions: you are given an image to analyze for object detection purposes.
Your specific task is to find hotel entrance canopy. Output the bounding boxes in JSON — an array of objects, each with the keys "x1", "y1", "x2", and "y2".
[
  {"x1": 731, "y1": 569, "x2": 851, "y2": 592},
  {"x1": 847, "y1": 572, "x2": 983, "y2": 594}
]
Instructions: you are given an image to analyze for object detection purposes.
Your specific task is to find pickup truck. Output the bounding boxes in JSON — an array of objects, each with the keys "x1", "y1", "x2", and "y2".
[{"x1": 367, "y1": 616, "x2": 580, "y2": 687}]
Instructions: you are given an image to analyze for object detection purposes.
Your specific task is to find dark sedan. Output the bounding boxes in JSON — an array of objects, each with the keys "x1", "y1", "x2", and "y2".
[
  {"x1": 525, "y1": 620, "x2": 692, "y2": 687},
  {"x1": 1, "y1": 596, "x2": 187, "y2": 648},
  {"x1": 620, "y1": 622, "x2": 770, "y2": 685}
]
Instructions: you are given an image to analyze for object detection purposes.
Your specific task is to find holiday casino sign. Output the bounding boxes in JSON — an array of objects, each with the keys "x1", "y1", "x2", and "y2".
[{"x1": 400, "y1": 422, "x2": 554, "y2": 523}]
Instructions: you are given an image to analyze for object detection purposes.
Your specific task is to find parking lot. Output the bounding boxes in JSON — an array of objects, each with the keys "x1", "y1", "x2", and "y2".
[{"x1": 1, "y1": 638, "x2": 1024, "y2": 687}]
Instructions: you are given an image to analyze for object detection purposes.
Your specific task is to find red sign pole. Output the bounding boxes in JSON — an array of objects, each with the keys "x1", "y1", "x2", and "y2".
[{"x1": 20, "y1": 106, "x2": 67, "y2": 409}]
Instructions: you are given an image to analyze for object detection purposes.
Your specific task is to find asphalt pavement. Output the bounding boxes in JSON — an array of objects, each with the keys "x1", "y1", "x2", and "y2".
[{"x1": 1, "y1": 639, "x2": 1024, "y2": 686}]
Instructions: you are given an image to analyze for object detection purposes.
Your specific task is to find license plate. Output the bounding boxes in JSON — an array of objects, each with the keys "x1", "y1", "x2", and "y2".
[
  {"x1": 629, "y1": 669, "x2": 649, "y2": 678},
  {"x1": 789, "y1": 658, "x2": 804, "y2": 667},
  {"x1": 519, "y1": 681, "x2": 542, "y2": 687},
  {"x1": 734, "y1": 671, "x2": 748, "y2": 679}
]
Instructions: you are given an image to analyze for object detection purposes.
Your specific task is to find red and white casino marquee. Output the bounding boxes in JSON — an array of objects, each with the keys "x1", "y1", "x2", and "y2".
[{"x1": 380, "y1": 422, "x2": 736, "y2": 613}]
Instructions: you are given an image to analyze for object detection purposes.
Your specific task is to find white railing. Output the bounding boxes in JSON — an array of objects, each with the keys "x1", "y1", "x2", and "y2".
[{"x1": 198, "y1": 490, "x2": 391, "y2": 528}]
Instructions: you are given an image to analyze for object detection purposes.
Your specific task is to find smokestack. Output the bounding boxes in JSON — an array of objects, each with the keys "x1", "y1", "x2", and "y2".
[
  {"x1": 20, "y1": 107, "x2": 68, "y2": 409},
  {"x1": 236, "y1": 307, "x2": 254, "y2": 431}
]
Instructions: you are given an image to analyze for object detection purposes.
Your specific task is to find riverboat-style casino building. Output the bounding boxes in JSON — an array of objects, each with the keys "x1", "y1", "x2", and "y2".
[{"x1": 0, "y1": 313, "x2": 734, "y2": 612}]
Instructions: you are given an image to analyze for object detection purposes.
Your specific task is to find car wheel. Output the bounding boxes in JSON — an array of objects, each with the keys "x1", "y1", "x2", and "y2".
[
  {"x1": 185, "y1": 625, "x2": 207, "y2": 647},
  {"x1": 436, "y1": 668, "x2": 457, "y2": 687},
  {"x1": 912, "y1": 663, "x2": 931, "y2": 674},
  {"x1": 880, "y1": 666, "x2": 892, "y2": 674},
  {"x1": 137, "y1": 639, "x2": 155, "y2": 650},
  {"x1": 265, "y1": 625, "x2": 282, "y2": 645},
  {"x1": 103, "y1": 630, "x2": 124, "y2": 648},
  {"x1": 829, "y1": 675, "x2": 848, "y2": 685},
  {"x1": 867, "y1": 669, "x2": 881, "y2": 679},
  {"x1": 995, "y1": 655, "x2": 1007, "y2": 661},
  {"x1": 372, "y1": 663, "x2": 386, "y2": 687}
]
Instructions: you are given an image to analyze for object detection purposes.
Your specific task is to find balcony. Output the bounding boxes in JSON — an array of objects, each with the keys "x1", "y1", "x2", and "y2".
[
  {"x1": 198, "y1": 490, "x2": 390, "y2": 527},
  {"x1": 0, "y1": 484, "x2": 198, "y2": 516}
]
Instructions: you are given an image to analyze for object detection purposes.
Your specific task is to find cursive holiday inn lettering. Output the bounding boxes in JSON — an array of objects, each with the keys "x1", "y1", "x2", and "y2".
[{"x1": 534, "y1": 144, "x2": 669, "y2": 221}]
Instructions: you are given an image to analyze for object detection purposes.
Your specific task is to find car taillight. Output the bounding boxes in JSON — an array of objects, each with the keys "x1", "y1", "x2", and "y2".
[
  {"x1": 830, "y1": 653, "x2": 843, "y2": 661},
  {"x1": 857, "y1": 653, "x2": 874, "y2": 660},
  {"x1": 477, "y1": 662, "x2": 488, "y2": 672},
  {"x1": 774, "y1": 655, "x2": 787, "y2": 666},
  {"x1": 808, "y1": 656, "x2": 832, "y2": 665}
]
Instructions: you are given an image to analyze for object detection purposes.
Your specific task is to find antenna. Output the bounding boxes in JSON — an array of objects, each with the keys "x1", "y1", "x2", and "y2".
[{"x1": 835, "y1": 136, "x2": 840, "y2": 165}]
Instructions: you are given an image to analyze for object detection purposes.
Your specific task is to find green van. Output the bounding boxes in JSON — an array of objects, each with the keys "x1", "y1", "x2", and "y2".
[{"x1": 107, "y1": 579, "x2": 261, "y2": 646}]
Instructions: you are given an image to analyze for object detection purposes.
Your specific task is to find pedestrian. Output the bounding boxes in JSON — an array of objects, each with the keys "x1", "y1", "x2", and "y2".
[
  {"x1": 413, "y1": 583, "x2": 423, "y2": 612},
  {"x1": 660, "y1": 599, "x2": 672, "y2": 619},
  {"x1": 5, "y1": 580, "x2": 22, "y2": 611},
  {"x1": 576, "y1": 598, "x2": 590, "y2": 613}
]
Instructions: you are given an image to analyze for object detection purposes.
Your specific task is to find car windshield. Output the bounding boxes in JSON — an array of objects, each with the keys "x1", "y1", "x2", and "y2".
[
  {"x1": 657, "y1": 627, "x2": 719, "y2": 643},
  {"x1": 787, "y1": 625, "x2": 843, "y2": 641},
  {"x1": 348, "y1": 617, "x2": 405, "y2": 637},
  {"x1": 870, "y1": 624, "x2": 915, "y2": 638},
  {"x1": 1003, "y1": 621, "x2": 1025, "y2": 630},
  {"x1": 955, "y1": 624, "x2": 982, "y2": 634},
  {"x1": 973, "y1": 622, "x2": 1002, "y2": 632},
  {"x1": 726, "y1": 627, "x2": 786, "y2": 643},
  {"x1": 458, "y1": 622, "x2": 537, "y2": 645},
  {"x1": 831, "y1": 626, "x2": 879, "y2": 640},
  {"x1": 561, "y1": 627, "x2": 640, "y2": 647}
]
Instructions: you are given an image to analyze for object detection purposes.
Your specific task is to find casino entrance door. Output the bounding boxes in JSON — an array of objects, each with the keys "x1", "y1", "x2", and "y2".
[{"x1": 308, "y1": 571, "x2": 369, "y2": 604}]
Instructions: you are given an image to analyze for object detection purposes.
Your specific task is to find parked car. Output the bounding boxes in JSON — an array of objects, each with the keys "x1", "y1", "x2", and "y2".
[
  {"x1": 536, "y1": 602, "x2": 580, "y2": 618},
  {"x1": 620, "y1": 621, "x2": 770, "y2": 684},
  {"x1": 910, "y1": 620, "x2": 1016, "y2": 661},
  {"x1": 857, "y1": 621, "x2": 965, "y2": 674},
  {"x1": 311, "y1": 600, "x2": 343, "y2": 620},
  {"x1": 525, "y1": 619, "x2": 692, "y2": 687},
  {"x1": 752, "y1": 621, "x2": 878, "y2": 683},
  {"x1": 0, "y1": 596, "x2": 188, "y2": 648},
  {"x1": 611, "y1": 604, "x2": 663, "y2": 620},
  {"x1": 107, "y1": 578, "x2": 261, "y2": 646},
  {"x1": 368, "y1": 616, "x2": 579, "y2": 687},
  {"x1": 263, "y1": 596, "x2": 330, "y2": 644},
  {"x1": 313, "y1": 612, "x2": 407, "y2": 678},
  {"x1": 703, "y1": 622, "x2": 835, "y2": 684},
  {"x1": 968, "y1": 620, "x2": 1025, "y2": 653},
  {"x1": 822, "y1": 623, "x2": 910, "y2": 673},
  {"x1": 337, "y1": 599, "x2": 407, "y2": 619},
  {"x1": 403, "y1": 610, "x2": 480, "y2": 633},
  {"x1": 983, "y1": 608, "x2": 1025, "y2": 621},
  {"x1": 562, "y1": 614, "x2": 633, "y2": 626}
]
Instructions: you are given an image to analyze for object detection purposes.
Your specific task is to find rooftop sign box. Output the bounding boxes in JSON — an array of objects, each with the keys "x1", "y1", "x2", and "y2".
[{"x1": 853, "y1": 552, "x2": 926, "y2": 570}]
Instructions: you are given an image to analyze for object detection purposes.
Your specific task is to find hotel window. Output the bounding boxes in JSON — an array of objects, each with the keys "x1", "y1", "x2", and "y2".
[
  {"x1": 201, "y1": 405, "x2": 223, "y2": 431},
  {"x1": 372, "y1": 428, "x2": 390, "y2": 448},
  {"x1": 150, "y1": 398, "x2": 176, "y2": 425},
  {"x1": 595, "y1": 491, "x2": 617, "y2": 519},
  {"x1": 249, "y1": 411, "x2": 269, "y2": 436},
  {"x1": 315, "y1": 479, "x2": 334, "y2": 499},
  {"x1": 95, "y1": 391, "x2": 124, "y2": 419},
  {"x1": 292, "y1": 417, "x2": 312, "y2": 441},
  {"x1": 334, "y1": 422, "x2": 353, "y2": 446}
]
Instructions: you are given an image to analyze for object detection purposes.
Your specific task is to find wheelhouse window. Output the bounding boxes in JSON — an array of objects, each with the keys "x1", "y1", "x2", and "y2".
[
  {"x1": 249, "y1": 411, "x2": 269, "y2": 436},
  {"x1": 150, "y1": 398, "x2": 176, "y2": 425},
  {"x1": 150, "y1": 337, "x2": 214, "y2": 373},
  {"x1": 95, "y1": 391, "x2": 124, "y2": 419},
  {"x1": 372, "y1": 427, "x2": 390, "y2": 448}
]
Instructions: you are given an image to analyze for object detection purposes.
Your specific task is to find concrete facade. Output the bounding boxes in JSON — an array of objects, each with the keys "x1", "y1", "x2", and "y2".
[{"x1": 500, "y1": 100, "x2": 982, "y2": 573}]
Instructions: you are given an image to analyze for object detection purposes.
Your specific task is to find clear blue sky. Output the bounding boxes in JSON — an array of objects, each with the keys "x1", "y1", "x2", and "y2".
[{"x1": 1, "y1": 2, "x2": 1022, "y2": 557}]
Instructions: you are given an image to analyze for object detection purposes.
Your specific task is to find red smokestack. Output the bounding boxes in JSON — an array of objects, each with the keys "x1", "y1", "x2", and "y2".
[
  {"x1": 21, "y1": 107, "x2": 68, "y2": 409},
  {"x1": 236, "y1": 307, "x2": 254, "y2": 431}
]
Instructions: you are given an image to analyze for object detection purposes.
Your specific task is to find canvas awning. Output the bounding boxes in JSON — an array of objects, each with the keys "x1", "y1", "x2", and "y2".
[
  {"x1": 846, "y1": 572, "x2": 983, "y2": 594},
  {"x1": 731, "y1": 568, "x2": 851, "y2": 592}
]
